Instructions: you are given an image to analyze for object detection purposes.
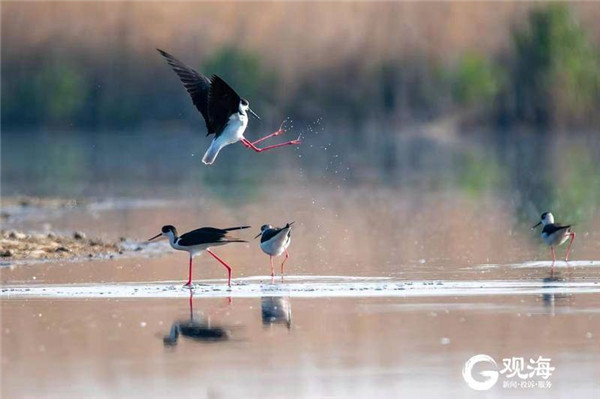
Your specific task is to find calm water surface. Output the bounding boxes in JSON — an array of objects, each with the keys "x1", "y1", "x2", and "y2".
[
  {"x1": 2, "y1": 130, "x2": 600, "y2": 398},
  {"x1": 2, "y1": 193, "x2": 600, "y2": 398}
]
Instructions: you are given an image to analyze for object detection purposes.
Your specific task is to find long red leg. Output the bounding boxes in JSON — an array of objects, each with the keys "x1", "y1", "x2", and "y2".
[
  {"x1": 250, "y1": 128, "x2": 285, "y2": 146},
  {"x1": 551, "y1": 246, "x2": 556, "y2": 269},
  {"x1": 241, "y1": 137, "x2": 301, "y2": 153},
  {"x1": 184, "y1": 255, "x2": 193, "y2": 287},
  {"x1": 270, "y1": 256, "x2": 274, "y2": 277},
  {"x1": 565, "y1": 232, "x2": 576, "y2": 262},
  {"x1": 281, "y1": 250, "x2": 289, "y2": 276},
  {"x1": 206, "y1": 249, "x2": 232, "y2": 287}
]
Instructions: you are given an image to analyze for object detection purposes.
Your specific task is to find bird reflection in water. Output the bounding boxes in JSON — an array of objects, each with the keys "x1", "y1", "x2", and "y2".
[
  {"x1": 163, "y1": 290, "x2": 231, "y2": 346},
  {"x1": 261, "y1": 296, "x2": 292, "y2": 329},
  {"x1": 541, "y1": 269, "x2": 572, "y2": 316}
]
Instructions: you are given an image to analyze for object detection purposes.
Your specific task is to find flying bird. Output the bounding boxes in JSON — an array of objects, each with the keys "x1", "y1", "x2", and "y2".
[
  {"x1": 157, "y1": 49, "x2": 301, "y2": 165},
  {"x1": 532, "y1": 212, "x2": 575, "y2": 264},
  {"x1": 149, "y1": 224, "x2": 249, "y2": 286},
  {"x1": 255, "y1": 222, "x2": 294, "y2": 279}
]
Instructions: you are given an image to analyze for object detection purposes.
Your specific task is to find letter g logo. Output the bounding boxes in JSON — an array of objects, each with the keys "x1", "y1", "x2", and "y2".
[{"x1": 462, "y1": 354, "x2": 499, "y2": 391}]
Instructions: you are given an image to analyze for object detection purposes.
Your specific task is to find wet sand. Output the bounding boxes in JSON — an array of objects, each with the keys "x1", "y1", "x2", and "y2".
[{"x1": 0, "y1": 229, "x2": 125, "y2": 261}]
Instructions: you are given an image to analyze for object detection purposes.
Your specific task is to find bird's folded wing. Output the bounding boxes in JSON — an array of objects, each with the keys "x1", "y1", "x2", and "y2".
[
  {"x1": 260, "y1": 226, "x2": 288, "y2": 243},
  {"x1": 179, "y1": 227, "x2": 245, "y2": 246},
  {"x1": 544, "y1": 224, "x2": 571, "y2": 235},
  {"x1": 223, "y1": 225, "x2": 251, "y2": 232}
]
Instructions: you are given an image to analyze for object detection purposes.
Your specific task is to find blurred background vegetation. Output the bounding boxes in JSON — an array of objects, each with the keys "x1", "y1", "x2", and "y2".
[
  {"x1": 2, "y1": 2, "x2": 600, "y2": 130},
  {"x1": 2, "y1": 2, "x2": 600, "y2": 226}
]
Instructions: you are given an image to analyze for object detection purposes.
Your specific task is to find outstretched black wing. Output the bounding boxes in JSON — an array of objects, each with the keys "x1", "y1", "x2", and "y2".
[
  {"x1": 178, "y1": 226, "x2": 249, "y2": 246},
  {"x1": 208, "y1": 75, "x2": 242, "y2": 137},
  {"x1": 157, "y1": 49, "x2": 213, "y2": 134}
]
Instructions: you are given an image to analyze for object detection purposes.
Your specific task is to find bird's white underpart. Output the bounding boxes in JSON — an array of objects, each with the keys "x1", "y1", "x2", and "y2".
[{"x1": 202, "y1": 104, "x2": 249, "y2": 165}]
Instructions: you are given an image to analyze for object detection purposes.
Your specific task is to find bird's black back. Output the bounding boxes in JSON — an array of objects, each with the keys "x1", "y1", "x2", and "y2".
[
  {"x1": 178, "y1": 226, "x2": 250, "y2": 246},
  {"x1": 260, "y1": 225, "x2": 291, "y2": 243},
  {"x1": 208, "y1": 75, "x2": 242, "y2": 137},
  {"x1": 542, "y1": 224, "x2": 571, "y2": 235}
]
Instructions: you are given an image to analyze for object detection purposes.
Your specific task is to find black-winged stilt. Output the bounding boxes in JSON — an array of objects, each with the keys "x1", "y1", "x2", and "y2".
[
  {"x1": 157, "y1": 49, "x2": 301, "y2": 165},
  {"x1": 148, "y1": 224, "x2": 249, "y2": 286},
  {"x1": 532, "y1": 212, "x2": 575, "y2": 264},
  {"x1": 255, "y1": 222, "x2": 293, "y2": 278}
]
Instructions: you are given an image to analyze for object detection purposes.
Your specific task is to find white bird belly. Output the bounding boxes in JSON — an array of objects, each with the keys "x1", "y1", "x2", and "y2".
[
  {"x1": 171, "y1": 241, "x2": 228, "y2": 257},
  {"x1": 219, "y1": 113, "x2": 248, "y2": 145},
  {"x1": 202, "y1": 114, "x2": 248, "y2": 164},
  {"x1": 542, "y1": 231, "x2": 569, "y2": 247},
  {"x1": 261, "y1": 232, "x2": 291, "y2": 256}
]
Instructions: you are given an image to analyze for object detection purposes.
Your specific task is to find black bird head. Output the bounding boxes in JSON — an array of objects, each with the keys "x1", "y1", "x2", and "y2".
[
  {"x1": 149, "y1": 225, "x2": 178, "y2": 241},
  {"x1": 255, "y1": 224, "x2": 272, "y2": 239},
  {"x1": 532, "y1": 212, "x2": 554, "y2": 229},
  {"x1": 240, "y1": 98, "x2": 260, "y2": 120}
]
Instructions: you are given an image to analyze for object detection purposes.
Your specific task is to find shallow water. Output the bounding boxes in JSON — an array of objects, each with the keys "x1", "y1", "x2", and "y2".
[
  {"x1": 2, "y1": 289, "x2": 600, "y2": 398},
  {"x1": 3, "y1": 276, "x2": 600, "y2": 299},
  {"x1": 2, "y1": 128, "x2": 600, "y2": 397},
  {"x1": 2, "y1": 193, "x2": 600, "y2": 398}
]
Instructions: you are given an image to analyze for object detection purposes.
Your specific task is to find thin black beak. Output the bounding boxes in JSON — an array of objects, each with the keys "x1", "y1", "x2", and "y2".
[
  {"x1": 248, "y1": 108, "x2": 260, "y2": 120},
  {"x1": 287, "y1": 221, "x2": 295, "y2": 227},
  {"x1": 148, "y1": 233, "x2": 162, "y2": 241},
  {"x1": 531, "y1": 221, "x2": 542, "y2": 230},
  {"x1": 254, "y1": 232, "x2": 262, "y2": 239}
]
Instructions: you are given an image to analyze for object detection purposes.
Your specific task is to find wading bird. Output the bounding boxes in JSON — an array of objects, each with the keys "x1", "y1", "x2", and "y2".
[
  {"x1": 157, "y1": 49, "x2": 301, "y2": 165},
  {"x1": 149, "y1": 224, "x2": 249, "y2": 286},
  {"x1": 255, "y1": 222, "x2": 293, "y2": 278},
  {"x1": 532, "y1": 212, "x2": 575, "y2": 264}
]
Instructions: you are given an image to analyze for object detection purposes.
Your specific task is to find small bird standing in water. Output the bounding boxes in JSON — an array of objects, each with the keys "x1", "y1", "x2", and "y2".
[
  {"x1": 149, "y1": 225, "x2": 249, "y2": 286},
  {"x1": 255, "y1": 222, "x2": 294, "y2": 279},
  {"x1": 532, "y1": 212, "x2": 576, "y2": 264},
  {"x1": 157, "y1": 49, "x2": 301, "y2": 165}
]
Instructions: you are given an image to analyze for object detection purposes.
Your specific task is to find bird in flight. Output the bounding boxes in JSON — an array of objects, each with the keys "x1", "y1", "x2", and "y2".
[{"x1": 157, "y1": 49, "x2": 301, "y2": 165}]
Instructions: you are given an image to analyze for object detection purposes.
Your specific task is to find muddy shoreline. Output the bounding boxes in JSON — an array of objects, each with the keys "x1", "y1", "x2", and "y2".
[{"x1": 0, "y1": 229, "x2": 126, "y2": 261}]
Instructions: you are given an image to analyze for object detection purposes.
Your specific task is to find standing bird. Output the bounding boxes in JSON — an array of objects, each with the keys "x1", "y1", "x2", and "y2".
[
  {"x1": 157, "y1": 49, "x2": 301, "y2": 165},
  {"x1": 255, "y1": 222, "x2": 294, "y2": 278},
  {"x1": 149, "y1": 225, "x2": 249, "y2": 286},
  {"x1": 532, "y1": 212, "x2": 576, "y2": 264}
]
